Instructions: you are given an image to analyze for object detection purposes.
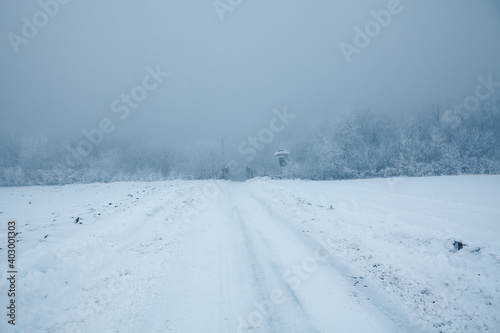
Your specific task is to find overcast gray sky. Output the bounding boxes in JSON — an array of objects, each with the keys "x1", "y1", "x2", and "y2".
[{"x1": 1, "y1": 0, "x2": 499, "y2": 156}]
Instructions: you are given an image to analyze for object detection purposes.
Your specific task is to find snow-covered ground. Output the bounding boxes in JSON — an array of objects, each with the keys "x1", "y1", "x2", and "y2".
[{"x1": 0, "y1": 175, "x2": 499, "y2": 332}]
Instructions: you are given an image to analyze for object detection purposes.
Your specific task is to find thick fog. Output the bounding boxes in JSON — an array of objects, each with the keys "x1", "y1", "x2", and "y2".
[{"x1": 1, "y1": 0, "x2": 500, "y2": 183}]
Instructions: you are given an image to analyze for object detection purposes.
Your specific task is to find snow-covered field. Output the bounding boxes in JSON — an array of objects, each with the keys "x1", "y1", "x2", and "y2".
[{"x1": 0, "y1": 175, "x2": 499, "y2": 332}]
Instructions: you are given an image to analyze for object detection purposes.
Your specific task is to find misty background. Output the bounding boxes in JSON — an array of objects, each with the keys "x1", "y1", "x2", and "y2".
[{"x1": 1, "y1": 0, "x2": 500, "y2": 185}]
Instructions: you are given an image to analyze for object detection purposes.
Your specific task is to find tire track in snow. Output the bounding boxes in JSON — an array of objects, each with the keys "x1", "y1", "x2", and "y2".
[
  {"x1": 233, "y1": 205, "x2": 319, "y2": 333},
  {"x1": 244, "y1": 187, "x2": 416, "y2": 333},
  {"x1": 143, "y1": 182, "x2": 277, "y2": 332}
]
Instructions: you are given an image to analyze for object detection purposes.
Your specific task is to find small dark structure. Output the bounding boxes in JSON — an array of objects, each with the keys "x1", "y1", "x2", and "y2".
[
  {"x1": 246, "y1": 167, "x2": 257, "y2": 179},
  {"x1": 221, "y1": 167, "x2": 229, "y2": 180},
  {"x1": 273, "y1": 149, "x2": 290, "y2": 167}
]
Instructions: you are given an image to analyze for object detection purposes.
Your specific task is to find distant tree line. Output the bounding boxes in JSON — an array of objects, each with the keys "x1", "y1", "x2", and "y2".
[
  {"x1": 285, "y1": 101, "x2": 500, "y2": 180},
  {"x1": 0, "y1": 101, "x2": 499, "y2": 186},
  {"x1": 0, "y1": 137, "x2": 226, "y2": 186}
]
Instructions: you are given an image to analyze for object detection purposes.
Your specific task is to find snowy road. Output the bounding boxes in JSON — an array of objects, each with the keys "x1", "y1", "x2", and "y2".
[
  {"x1": 1, "y1": 176, "x2": 499, "y2": 332},
  {"x1": 151, "y1": 183, "x2": 403, "y2": 332}
]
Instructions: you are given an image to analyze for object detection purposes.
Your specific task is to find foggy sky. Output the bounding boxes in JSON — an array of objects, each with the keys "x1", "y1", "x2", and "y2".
[{"x1": 1, "y1": 0, "x2": 499, "y2": 158}]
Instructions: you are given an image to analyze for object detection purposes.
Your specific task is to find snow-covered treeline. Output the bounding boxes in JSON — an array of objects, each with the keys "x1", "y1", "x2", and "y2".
[
  {"x1": 1, "y1": 102, "x2": 499, "y2": 186},
  {"x1": 285, "y1": 102, "x2": 500, "y2": 180},
  {"x1": 0, "y1": 138, "x2": 226, "y2": 186}
]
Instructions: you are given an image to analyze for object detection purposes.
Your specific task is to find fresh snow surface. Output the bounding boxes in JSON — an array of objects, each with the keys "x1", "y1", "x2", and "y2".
[{"x1": 0, "y1": 175, "x2": 499, "y2": 332}]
